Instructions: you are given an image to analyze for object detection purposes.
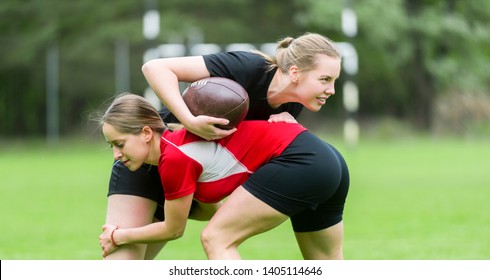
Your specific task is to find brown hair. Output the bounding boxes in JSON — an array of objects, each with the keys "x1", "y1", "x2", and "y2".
[
  {"x1": 100, "y1": 93, "x2": 166, "y2": 135},
  {"x1": 257, "y1": 32, "x2": 341, "y2": 72}
]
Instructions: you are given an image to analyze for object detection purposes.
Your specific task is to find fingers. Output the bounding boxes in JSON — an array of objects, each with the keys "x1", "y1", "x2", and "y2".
[
  {"x1": 99, "y1": 224, "x2": 118, "y2": 258},
  {"x1": 199, "y1": 128, "x2": 236, "y2": 141},
  {"x1": 188, "y1": 116, "x2": 237, "y2": 140},
  {"x1": 206, "y1": 116, "x2": 230, "y2": 127},
  {"x1": 102, "y1": 224, "x2": 117, "y2": 231},
  {"x1": 268, "y1": 112, "x2": 298, "y2": 124},
  {"x1": 214, "y1": 127, "x2": 236, "y2": 138}
]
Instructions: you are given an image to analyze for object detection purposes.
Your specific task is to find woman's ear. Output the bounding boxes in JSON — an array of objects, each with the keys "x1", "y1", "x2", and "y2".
[
  {"x1": 141, "y1": 126, "x2": 153, "y2": 143},
  {"x1": 289, "y1": 65, "x2": 299, "y2": 83}
]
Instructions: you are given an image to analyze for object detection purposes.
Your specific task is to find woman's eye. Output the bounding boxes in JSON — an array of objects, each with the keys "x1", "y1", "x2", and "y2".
[{"x1": 109, "y1": 142, "x2": 124, "y2": 149}]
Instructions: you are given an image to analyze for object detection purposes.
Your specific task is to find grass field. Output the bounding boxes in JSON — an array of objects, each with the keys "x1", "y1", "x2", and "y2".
[{"x1": 0, "y1": 135, "x2": 489, "y2": 260}]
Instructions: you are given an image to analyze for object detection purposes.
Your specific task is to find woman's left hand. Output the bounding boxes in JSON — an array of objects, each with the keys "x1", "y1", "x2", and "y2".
[
  {"x1": 268, "y1": 112, "x2": 298, "y2": 124},
  {"x1": 99, "y1": 224, "x2": 120, "y2": 257}
]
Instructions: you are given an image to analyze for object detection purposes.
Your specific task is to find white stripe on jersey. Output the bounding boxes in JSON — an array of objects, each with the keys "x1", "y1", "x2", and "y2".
[{"x1": 178, "y1": 141, "x2": 250, "y2": 182}]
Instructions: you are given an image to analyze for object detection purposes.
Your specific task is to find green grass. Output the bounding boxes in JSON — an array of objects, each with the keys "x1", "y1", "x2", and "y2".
[
  {"x1": 0, "y1": 136, "x2": 489, "y2": 259},
  {"x1": 343, "y1": 138, "x2": 490, "y2": 259}
]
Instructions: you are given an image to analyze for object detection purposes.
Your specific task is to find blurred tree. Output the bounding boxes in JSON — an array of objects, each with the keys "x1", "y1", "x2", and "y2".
[
  {"x1": 297, "y1": 0, "x2": 490, "y2": 130},
  {"x1": 158, "y1": 0, "x2": 303, "y2": 44},
  {"x1": 1, "y1": 0, "x2": 490, "y2": 137},
  {"x1": 0, "y1": 0, "x2": 144, "y2": 136},
  {"x1": 0, "y1": 0, "x2": 304, "y2": 137}
]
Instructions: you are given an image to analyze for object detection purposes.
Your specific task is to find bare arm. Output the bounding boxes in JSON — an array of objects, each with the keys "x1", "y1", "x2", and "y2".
[
  {"x1": 142, "y1": 57, "x2": 236, "y2": 140},
  {"x1": 99, "y1": 194, "x2": 193, "y2": 257}
]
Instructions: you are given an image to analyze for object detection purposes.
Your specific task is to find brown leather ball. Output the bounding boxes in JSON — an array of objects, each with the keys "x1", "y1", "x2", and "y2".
[{"x1": 182, "y1": 77, "x2": 249, "y2": 130}]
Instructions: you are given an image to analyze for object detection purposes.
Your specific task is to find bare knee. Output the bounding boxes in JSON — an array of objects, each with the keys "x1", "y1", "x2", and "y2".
[
  {"x1": 201, "y1": 225, "x2": 243, "y2": 260},
  {"x1": 200, "y1": 225, "x2": 221, "y2": 255}
]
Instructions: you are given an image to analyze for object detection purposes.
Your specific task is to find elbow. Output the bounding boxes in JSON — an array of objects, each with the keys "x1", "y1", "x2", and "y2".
[
  {"x1": 167, "y1": 227, "x2": 185, "y2": 241},
  {"x1": 142, "y1": 59, "x2": 163, "y2": 77},
  {"x1": 141, "y1": 60, "x2": 153, "y2": 76},
  {"x1": 175, "y1": 230, "x2": 185, "y2": 240}
]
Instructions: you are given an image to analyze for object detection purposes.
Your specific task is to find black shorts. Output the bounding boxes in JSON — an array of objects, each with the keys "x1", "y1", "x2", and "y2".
[
  {"x1": 108, "y1": 161, "x2": 165, "y2": 221},
  {"x1": 242, "y1": 131, "x2": 350, "y2": 232}
]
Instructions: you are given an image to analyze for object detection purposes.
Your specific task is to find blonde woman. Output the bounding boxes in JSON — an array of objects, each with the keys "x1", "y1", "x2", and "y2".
[{"x1": 142, "y1": 32, "x2": 341, "y2": 140}]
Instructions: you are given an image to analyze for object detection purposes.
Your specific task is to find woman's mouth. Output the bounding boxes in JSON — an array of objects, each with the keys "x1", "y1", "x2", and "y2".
[{"x1": 316, "y1": 97, "x2": 327, "y2": 105}]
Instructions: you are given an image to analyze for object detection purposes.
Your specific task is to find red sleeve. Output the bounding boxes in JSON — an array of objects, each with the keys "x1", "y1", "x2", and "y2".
[{"x1": 158, "y1": 146, "x2": 203, "y2": 200}]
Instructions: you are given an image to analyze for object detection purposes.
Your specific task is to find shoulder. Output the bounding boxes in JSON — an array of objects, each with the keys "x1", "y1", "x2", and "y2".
[
  {"x1": 203, "y1": 51, "x2": 266, "y2": 68},
  {"x1": 159, "y1": 134, "x2": 205, "y2": 178},
  {"x1": 202, "y1": 51, "x2": 270, "y2": 89}
]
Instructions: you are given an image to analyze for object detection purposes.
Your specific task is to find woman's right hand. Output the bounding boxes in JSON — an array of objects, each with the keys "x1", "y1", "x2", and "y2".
[{"x1": 185, "y1": 115, "x2": 237, "y2": 140}]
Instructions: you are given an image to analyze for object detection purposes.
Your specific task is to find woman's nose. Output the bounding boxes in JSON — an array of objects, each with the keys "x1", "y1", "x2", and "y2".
[
  {"x1": 113, "y1": 148, "x2": 122, "y2": 160},
  {"x1": 325, "y1": 86, "x2": 335, "y2": 95}
]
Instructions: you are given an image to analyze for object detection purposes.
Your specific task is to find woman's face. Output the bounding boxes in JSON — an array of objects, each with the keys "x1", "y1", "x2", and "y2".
[
  {"x1": 295, "y1": 54, "x2": 341, "y2": 112},
  {"x1": 102, "y1": 123, "x2": 150, "y2": 171}
]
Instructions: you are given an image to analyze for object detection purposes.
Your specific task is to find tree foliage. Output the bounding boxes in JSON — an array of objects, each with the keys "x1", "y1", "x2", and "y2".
[
  {"x1": 1, "y1": 0, "x2": 489, "y2": 137},
  {"x1": 298, "y1": 0, "x2": 490, "y2": 129}
]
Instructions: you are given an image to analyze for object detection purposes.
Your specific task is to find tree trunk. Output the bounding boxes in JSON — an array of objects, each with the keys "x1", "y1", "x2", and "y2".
[
  {"x1": 410, "y1": 34, "x2": 435, "y2": 130},
  {"x1": 405, "y1": 0, "x2": 435, "y2": 131}
]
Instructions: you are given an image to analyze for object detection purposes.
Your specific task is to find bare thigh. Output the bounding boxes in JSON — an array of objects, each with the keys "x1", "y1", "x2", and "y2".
[
  {"x1": 201, "y1": 187, "x2": 288, "y2": 259},
  {"x1": 294, "y1": 221, "x2": 344, "y2": 260},
  {"x1": 104, "y1": 194, "x2": 166, "y2": 259}
]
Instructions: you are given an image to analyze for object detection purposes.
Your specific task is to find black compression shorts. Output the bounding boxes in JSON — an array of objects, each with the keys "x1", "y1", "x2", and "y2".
[
  {"x1": 242, "y1": 131, "x2": 350, "y2": 232},
  {"x1": 108, "y1": 161, "x2": 165, "y2": 221}
]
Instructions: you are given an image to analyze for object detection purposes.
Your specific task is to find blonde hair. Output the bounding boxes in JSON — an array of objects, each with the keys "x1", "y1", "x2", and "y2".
[
  {"x1": 257, "y1": 32, "x2": 340, "y2": 73},
  {"x1": 100, "y1": 93, "x2": 166, "y2": 135}
]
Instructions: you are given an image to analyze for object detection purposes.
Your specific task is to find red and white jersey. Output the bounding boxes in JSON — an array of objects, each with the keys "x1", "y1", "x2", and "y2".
[{"x1": 158, "y1": 121, "x2": 307, "y2": 203}]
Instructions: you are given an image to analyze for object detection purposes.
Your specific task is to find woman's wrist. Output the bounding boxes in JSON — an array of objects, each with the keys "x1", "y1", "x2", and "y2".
[
  {"x1": 110, "y1": 226, "x2": 120, "y2": 247},
  {"x1": 179, "y1": 113, "x2": 195, "y2": 129}
]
